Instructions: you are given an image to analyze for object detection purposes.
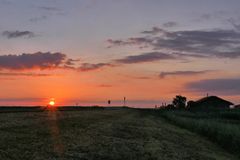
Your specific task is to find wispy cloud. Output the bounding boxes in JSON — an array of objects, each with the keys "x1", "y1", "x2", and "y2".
[
  {"x1": 162, "y1": 22, "x2": 178, "y2": 28},
  {"x1": 114, "y1": 51, "x2": 207, "y2": 64},
  {"x1": 29, "y1": 15, "x2": 47, "y2": 22},
  {"x1": 141, "y1": 27, "x2": 166, "y2": 35},
  {"x1": 2, "y1": 31, "x2": 36, "y2": 39},
  {"x1": 0, "y1": 72, "x2": 52, "y2": 77},
  {"x1": 107, "y1": 37, "x2": 153, "y2": 48},
  {"x1": 65, "y1": 58, "x2": 81, "y2": 66},
  {"x1": 186, "y1": 78, "x2": 240, "y2": 95},
  {"x1": 108, "y1": 27, "x2": 240, "y2": 59},
  {"x1": 78, "y1": 63, "x2": 113, "y2": 71},
  {"x1": 37, "y1": 6, "x2": 66, "y2": 16},
  {"x1": 193, "y1": 10, "x2": 230, "y2": 22},
  {"x1": 29, "y1": 6, "x2": 65, "y2": 23},
  {"x1": 115, "y1": 52, "x2": 176, "y2": 64},
  {"x1": 159, "y1": 70, "x2": 212, "y2": 79}
]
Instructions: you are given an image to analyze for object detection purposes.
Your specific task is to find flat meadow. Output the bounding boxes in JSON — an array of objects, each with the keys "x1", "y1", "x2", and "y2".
[{"x1": 0, "y1": 107, "x2": 239, "y2": 160}]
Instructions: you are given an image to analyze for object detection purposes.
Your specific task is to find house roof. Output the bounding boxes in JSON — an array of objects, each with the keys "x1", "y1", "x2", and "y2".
[
  {"x1": 235, "y1": 104, "x2": 240, "y2": 108},
  {"x1": 195, "y1": 96, "x2": 234, "y2": 105}
]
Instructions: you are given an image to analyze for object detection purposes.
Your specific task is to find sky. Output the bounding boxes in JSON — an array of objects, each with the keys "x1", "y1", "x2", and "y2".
[{"x1": 0, "y1": 0, "x2": 240, "y2": 107}]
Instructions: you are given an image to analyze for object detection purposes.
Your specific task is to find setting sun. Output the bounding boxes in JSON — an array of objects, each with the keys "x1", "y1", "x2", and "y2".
[{"x1": 49, "y1": 99, "x2": 55, "y2": 106}]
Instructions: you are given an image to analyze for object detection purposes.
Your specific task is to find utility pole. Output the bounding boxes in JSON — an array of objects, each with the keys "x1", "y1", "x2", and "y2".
[{"x1": 123, "y1": 97, "x2": 126, "y2": 107}]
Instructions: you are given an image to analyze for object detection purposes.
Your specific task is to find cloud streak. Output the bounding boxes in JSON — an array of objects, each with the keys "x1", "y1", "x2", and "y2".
[
  {"x1": 2, "y1": 31, "x2": 36, "y2": 39},
  {"x1": 0, "y1": 72, "x2": 51, "y2": 77},
  {"x1": 114, "y1": 51, "x2": 207, "y2": 64},
  {"x1": 141, "y1": 27, "x2": 166, "y2": 35},
  {"x1": 115, "y1": 52, "x2": 176, "y2": 64},
  {"x1": 78, "y1": 63, "x2": 113, "y2": 71},
  {"x1": 162, "y1": 22, "x2": 178, "y2": 28},
  {"x1": 186, "y1": 78, "x2": 240, "y2": 95},
  {"x1": 29, "y1": 15, "x2": 47, "y2": 22},
  {"x1": 159, "y1": 70, "x2": 212, "y2": 78}
]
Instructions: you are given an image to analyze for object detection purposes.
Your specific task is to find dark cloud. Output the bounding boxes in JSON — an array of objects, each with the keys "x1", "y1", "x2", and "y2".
[
  {"x1": 115, "y1": 52, "x2": 176, "y2": 64},
  {"x1": 159, "y1": 70, "x2": 211, "y2": 79},
  {"x1": 108, "y1": 27, "x2": 240, "y2": 59},
  {"x1": 162, "y1": 22, "x2": 178, "y2": 28},
  {"x1": 2, "y1": 31, "x2": 35, "y2": 39},
  {"x1": 0, "y1": 52, "x2": 67, "y2": 70},
  {"x1": 0, "y1": 72, "x2": 51, "y2": 77},
  {"x1": 78, "y1": 63, "x2": 113, "y2": 71},
  {"x1": 186, "y1": 78, "x2": 240, "y2": 95}
]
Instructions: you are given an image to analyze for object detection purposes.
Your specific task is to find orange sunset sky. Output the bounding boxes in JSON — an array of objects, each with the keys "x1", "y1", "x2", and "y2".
[{"x1": 0, "y1": 0, "x2": 240, "y2": 107}]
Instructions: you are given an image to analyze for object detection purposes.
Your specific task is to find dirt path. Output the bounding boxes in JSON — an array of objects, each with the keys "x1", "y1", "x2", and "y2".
[{"x1": 0, "y1": 109, "x2": 237, "y2": 160}]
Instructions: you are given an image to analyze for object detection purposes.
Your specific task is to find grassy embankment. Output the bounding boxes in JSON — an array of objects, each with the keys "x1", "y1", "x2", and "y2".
[{"x1": 157, "y1": 108, "x2": 240, "y2": 157}]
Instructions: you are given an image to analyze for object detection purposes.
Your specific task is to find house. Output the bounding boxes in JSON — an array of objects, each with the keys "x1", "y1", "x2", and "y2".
[
  {"x1": 234, "y1": 104, "x2": 240, "y2": 109},
  {"x1": 187, "y1": 96, "x2": 234, "y2": 110}
]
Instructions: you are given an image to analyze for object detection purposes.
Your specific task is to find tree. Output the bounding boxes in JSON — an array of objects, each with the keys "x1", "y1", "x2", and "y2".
[
  {"x1": 172, "y1": 95, "x2": 187, "y2": 109},
  {"x1": 165, "y1": 104, "x2": 175, "y2": 110}
]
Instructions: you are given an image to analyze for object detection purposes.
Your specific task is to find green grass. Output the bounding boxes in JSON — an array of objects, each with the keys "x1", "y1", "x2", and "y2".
[
  {"x1": 0, "y1": 108, "x2": 238, "y2": 160},
  {"x1": 158, "y1": 109, "x2": 240, "y2": 157}
]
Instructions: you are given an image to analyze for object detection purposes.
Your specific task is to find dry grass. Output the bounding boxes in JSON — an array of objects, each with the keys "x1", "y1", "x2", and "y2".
[
  {"x1": 158, "y1": 109, "x2": 240, "y2": 158},
  {"x1": 0, "y1": 108, "x2": 237, "y2": 160}
]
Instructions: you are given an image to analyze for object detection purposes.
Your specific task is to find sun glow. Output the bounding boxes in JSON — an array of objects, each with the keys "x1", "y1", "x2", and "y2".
[{"x1": 49, "y1": 99, "x2": 55, "y2": 106}]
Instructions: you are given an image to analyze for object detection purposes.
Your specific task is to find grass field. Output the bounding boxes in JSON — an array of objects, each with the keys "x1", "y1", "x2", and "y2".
[
  {"x1": 0, "y1": 107, "x2": 238, "y2": 160},
  {"x1": 157, "y1": 109, "x2": 240, "y2": 157}
]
